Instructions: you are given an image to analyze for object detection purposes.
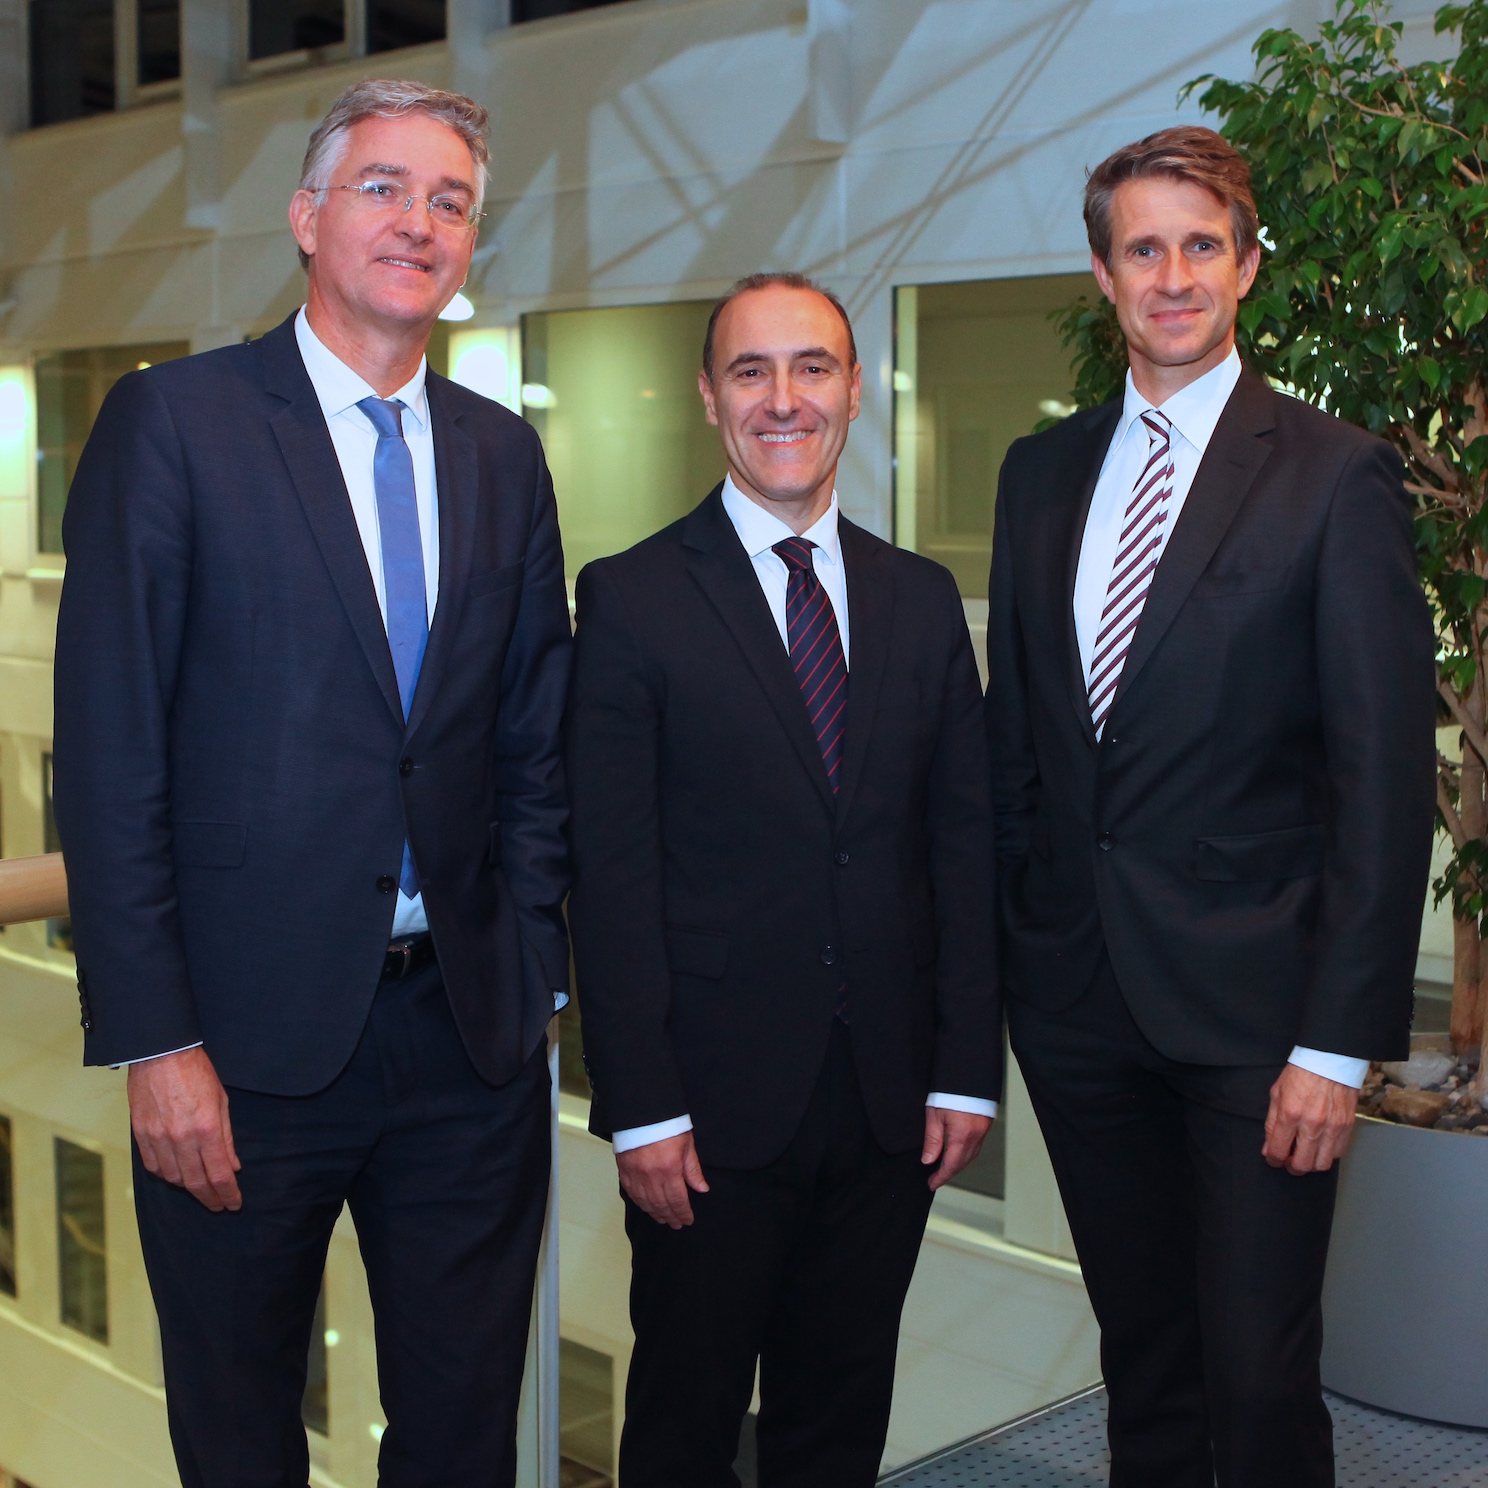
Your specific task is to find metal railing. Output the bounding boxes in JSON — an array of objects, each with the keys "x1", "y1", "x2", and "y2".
[{"x1": 0, "y1": 852, "x2": 69, "y2": 925}]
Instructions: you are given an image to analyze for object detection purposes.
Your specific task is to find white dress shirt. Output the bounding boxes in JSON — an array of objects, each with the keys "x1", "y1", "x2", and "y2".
[
  {"x1": 611, "y1": 477, "x2": 998, "y2": 1154},
  {"x1": 1074, "y1": 348, "x2": 1368, "y2": 1092},
  {"x1": 118, "y1": 312, "x2": 441, "y2": 1069},
  {"x1": 295, "y1": 307, "x2": 438, "y2": 940}
]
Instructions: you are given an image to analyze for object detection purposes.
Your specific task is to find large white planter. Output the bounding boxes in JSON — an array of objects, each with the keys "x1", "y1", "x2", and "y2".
[{"x1": 1320, "y1": 1114, "x2": 1488, "y2": 1428}]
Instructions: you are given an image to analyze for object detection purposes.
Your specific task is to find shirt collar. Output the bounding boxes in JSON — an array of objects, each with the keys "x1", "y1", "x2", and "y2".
[
  {"x1": 1116, "y1": 344, "x2": 1242, "y2": 456},
  {"x1": 721, "y1": 474, "x2": 841, "y2": 565},
  {"x1": 294, "y1": 305, "x2": 429, "y2": 434}
]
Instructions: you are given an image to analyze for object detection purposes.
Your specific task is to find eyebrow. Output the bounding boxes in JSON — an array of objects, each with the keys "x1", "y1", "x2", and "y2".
[
  {"x1": 355, "y1": 162, "x2": 474, "y2": 197},
  {"x1": 723, "y1": 346, "x2": 842, "y2": 374}
]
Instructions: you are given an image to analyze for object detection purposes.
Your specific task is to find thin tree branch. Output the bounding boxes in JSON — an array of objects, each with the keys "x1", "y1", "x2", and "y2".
[
  {"x1": 1401, "y1": 424, "x2": 1460, "y2": 492},
  {"x1": 1439, "y1": 767, "x2": 1469, "y2": 849},
  {"x1": 1440, "y1": 680, "x2": 1488, "y2": 767}
]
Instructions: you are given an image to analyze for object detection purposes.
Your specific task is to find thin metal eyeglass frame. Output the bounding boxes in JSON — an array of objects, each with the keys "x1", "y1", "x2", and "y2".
[{"x1": 319, "y1": 182, "x2": 487, "y2": 228}]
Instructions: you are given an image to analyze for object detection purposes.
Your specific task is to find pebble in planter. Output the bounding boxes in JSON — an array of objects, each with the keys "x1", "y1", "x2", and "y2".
[{"x1": 1358, "y1": 1032, "x2": 1488, "y2": 1133}]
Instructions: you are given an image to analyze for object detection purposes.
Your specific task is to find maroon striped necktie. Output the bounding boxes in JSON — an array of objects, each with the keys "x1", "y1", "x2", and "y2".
[
  {"x1": 773, "y1": 536, "x2": 848, "y2": 792},
  {"x1": 1087, "y1": 409, "x2": 1174, "y2": 737}
]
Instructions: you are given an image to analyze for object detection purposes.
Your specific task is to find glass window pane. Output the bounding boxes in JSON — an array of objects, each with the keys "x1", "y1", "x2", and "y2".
[
  {"x1": 138, "y1": 0, "x2": 181, "y2": 86},
  {"x1": 55, "y1": 1137, "x2": 107, "y2": 1344},
  {"x1": 302, "y1": 1278, "x2": 329, "y2": 1436},
  {"x1": 0, "y1": 1113, "x2": 15, "y2": 1298},
  {"x1": 249, "y1": 0, "x2": 346, "y2": 59},
  {"x1": 520, "y1": 301, "x2": 725, "y2": 582},
  {"x1": 27, "y1": 0, "x2": 115, "y2": 127},
  {"x1": 41, "y1": 753, "x2": 71, "y2": 954},
  {"x1": 894, "y1": 275, "x2": 1096, "y2": 597},
  {"x1": 560, "y1": 1338, "x2": 612, "y2": 1486},
  {"x1": 367, "y1": 0, "x2": 445, "y2": 53},
  {"x1": 513, "y1": 0, "x2": 630, "y2": 21},
  {"x1": 34, "y1": 342, "x2": 190, "y2": 556}
]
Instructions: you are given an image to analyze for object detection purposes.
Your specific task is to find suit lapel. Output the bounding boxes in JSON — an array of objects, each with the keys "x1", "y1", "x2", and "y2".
[
  {"x1": 261, "y1": 319, "x2": 403, "y2": 727},
  {"x1": 1052, "y1": 402, "x2": 1122, "y2": 749},
  {"x1": 1109, "y1": 371, "x2": 1276, "y2": 714},
  {"x1": 406, "y1": 374, "x2": 478, "y2": 738},
  {"x1": 682, "y1": 489, "x2": 837, "y2": 815},
  {"x1": 834, "y1": 518, "x2": 891, "y2": 826}
]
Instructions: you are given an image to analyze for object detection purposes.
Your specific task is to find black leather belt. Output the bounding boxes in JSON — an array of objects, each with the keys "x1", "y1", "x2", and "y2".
[{"x1": 382, "y1": 934, "x2": 436, "y2": 981}]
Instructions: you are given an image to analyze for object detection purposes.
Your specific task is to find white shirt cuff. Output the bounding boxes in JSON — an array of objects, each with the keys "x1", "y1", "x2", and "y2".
[
  {"x1": 927, "y1": 1092, "x2": 999, "y2": 1119},
  {"x1": 612, "y1": 1113, "x2": 694, "y2": 1154},
  {"x1": 1287, "y1": 1046, "x2": 1370, "y2": 1090},
  {"x1": 110, "y1": 1041, "x2": 204, "y2": 1071}
]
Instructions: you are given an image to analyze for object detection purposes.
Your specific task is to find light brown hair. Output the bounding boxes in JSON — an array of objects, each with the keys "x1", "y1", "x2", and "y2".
[
  {"x1": 1084, "y1": 126, "x2": 1259, "y2": 267},
  {"x1": 702, "y1": 272, "x2": 857, "y2": 381}
]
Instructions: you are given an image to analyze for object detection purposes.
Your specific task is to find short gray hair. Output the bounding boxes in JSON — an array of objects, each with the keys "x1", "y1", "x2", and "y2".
[{"x1": 296, "y1": 78, "x2": 490, "y2": 269}]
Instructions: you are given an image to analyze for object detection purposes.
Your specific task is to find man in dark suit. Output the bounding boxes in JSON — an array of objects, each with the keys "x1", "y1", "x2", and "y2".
[
  {"x1": 52, "y1": 80, "x2": 571, "y2": 1488},
  {"x1": 567, "y1": 272, "x2": 1001, "y2": 1487},
  {"x1": 986, "y1": 126, "x2": 1436, "y2": 1487}
]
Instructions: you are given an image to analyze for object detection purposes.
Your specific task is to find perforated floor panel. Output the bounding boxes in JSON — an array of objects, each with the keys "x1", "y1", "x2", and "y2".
[{"x1": 878, "y1": 1387, "x2": 1488, "y2": 1486}]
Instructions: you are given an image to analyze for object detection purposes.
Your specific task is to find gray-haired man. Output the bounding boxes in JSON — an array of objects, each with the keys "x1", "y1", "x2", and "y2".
[{"x1": 53, "y1": 80, "x2": 571, "y2": 1486}]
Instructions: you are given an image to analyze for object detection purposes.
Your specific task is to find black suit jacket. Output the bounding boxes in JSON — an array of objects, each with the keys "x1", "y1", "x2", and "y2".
[
  {"x1": 986, "y1": 370, "x2": 1436, "y2": 1066},
  {"x1": 566, "y1": 488, "x2": 1000, "y2": 1169},
  {"x1": 53, "y1": 313, "x2": 572, "y2": 1093}
]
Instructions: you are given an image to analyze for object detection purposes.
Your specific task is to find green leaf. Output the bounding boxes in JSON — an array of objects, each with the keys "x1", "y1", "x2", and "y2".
[{"x1": 1301, "y1": 156, "x2": 1335, "y2": 194}]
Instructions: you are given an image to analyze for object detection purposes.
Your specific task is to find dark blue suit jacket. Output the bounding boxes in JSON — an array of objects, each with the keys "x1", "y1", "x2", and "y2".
[{"x1": 53, "y1": 313, "x2": 572, "y2": 1094}]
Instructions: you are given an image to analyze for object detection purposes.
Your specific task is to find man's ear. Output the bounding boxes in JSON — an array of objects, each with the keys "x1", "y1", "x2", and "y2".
[
  {"x1": 1091, "y1": 250, "x2": 1117, "y2": 305},
  {"x1": 1237, "y1": 242, "x2": 1262, "y2": 300},
  {"x1": 697, "y1": 368, "x2": 720, "y2": 428},
  {"x1": 288, "y1": 189, "x2": 319, "y2": 260}
]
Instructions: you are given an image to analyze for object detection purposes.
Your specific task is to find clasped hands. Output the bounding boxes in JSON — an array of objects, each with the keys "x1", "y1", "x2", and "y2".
[{"x1": 618, "y1": 1106, "x2": 993, "y2": 1229}]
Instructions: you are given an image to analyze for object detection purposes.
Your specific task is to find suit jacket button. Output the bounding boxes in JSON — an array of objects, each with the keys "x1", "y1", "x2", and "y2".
[
  {"x1": 81, "y1": 1018, "x2": 92, "y2": 1033},
  {"x1": 1098, "y1": 833, "x2": 1114, "y2": 851},
  {"x1": 820, "y1": 945, "x2": 839, "y2": 966},
  {"x1": 399, "y1": 757, "x2": 414, "y2": 777},
  {"x1": 834, "y1": 850, "x2": 849, "y2": 866},
  {"x1": 376, "y1": 874, "x2": 397, "y2": 893}
]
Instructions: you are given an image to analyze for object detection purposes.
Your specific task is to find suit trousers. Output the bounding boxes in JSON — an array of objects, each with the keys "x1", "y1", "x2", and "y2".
[
  {"x1": 133, "y1": 959, "x2": 551, "y2": 1488},
  {"x1": 1006, "y1": 952, "x2": 1339, "y2": 1488},
  {"x1": 619, "y1": 1019, "x2": 934, "y2": 1488}
]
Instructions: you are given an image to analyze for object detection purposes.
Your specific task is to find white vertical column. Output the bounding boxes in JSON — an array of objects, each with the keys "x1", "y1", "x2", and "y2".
[
  {"x1": 181, "y1": 0, "x2": 237, "y2": 232},
  {"x1": 447, "y1": 0, "x2": 511, "y2": 102}
]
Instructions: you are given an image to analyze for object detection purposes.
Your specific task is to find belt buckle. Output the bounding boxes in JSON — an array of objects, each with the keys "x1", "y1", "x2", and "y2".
[{"x1": 388, "y1": 939, "x2": 415, "y2": 979}]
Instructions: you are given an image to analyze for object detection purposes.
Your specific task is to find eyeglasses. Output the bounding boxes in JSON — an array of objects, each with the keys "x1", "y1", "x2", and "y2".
[{"x1": 322, "y1": 181, "x2": 486, "y2": 229}]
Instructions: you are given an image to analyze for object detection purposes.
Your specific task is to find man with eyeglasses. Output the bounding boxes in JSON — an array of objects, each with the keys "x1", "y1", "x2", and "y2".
[{"x1": 53, "y1": 79, "x2": 571, "y2": 1487}]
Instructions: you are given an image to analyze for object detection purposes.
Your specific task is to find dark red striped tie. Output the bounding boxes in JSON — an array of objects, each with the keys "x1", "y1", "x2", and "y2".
[{"x1": 773, "y1": 536, "x2": 848, "y2": 792}]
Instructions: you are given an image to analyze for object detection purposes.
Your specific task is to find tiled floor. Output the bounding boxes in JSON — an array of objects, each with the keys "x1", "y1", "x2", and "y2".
[{"x1": 878, "y1": 1386, "x2": 1488, "y2": 1486}]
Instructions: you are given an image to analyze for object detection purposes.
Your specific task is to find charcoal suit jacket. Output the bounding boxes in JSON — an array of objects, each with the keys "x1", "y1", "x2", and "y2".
[
  {"x1": 567, "y1": 486, "x2": 1001, "y2": 1170},
  {"x1": 986, "y1": 369, "x2": 1437, "y2": 1066},
  {"x1": 53, "y1": 312, "x2": 572, "y2": 1093}
]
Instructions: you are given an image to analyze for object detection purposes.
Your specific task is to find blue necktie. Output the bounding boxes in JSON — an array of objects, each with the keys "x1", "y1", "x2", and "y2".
[{"x1": 359, "y1": 396, "x2": 428, "y2": 899}]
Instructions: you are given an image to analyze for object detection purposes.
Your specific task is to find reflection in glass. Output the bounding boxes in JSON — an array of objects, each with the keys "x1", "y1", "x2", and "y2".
[
  {"x1": 303, "y1": 1278, "x2": 329, "y2": 1436},
  {"x1": 249, "y1": 0, "x2": 346, "y2": 59},
  {"x1": 138, "y1": 0, "x2": 182, "y2": 85},
  {"x1": 893, "y1": 275, "x2": 1095, "y2": 597},
  {"x1": 0, "y1": 1113, "x2": 15, "y2": 1297},
  {"x1": 560, "y1": 1337, "x2": 613, "y2": 1487},
  {"x1": 521, "y1": 301, "x2": 725, "y2": 581},
  {"x1": 27, "y1": 0, "x2": 115, "y2": 126},
  {"x1": 34, "y1": 342, "x2": 190, "y2": 555},
  {"x1": 367, "y1": 0, "x2": 445, "y2": 53},
  {"x1": 55, "y1": 1138, "x2": 107, "y2": 1344}
]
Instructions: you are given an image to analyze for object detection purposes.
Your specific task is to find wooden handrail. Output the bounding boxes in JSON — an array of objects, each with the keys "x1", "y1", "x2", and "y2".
[{"x1": 0, "y1": 853, "x2": 70, "y2": 925}]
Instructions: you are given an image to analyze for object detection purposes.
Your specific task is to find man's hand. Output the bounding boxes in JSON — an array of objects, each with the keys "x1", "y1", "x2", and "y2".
[
  {"x1": 1262, "y1": 1063, "x2": 1358, "y2": 1176},
  {"x1": 128, "y1": 1047, "x2": 242, "y2": 1212},
  {"x1": 617, "y1": 1132, "x2": 709, "y2": 1229},
  {"x1": 922, "y1": 1107, "x2": 993, "y2": 1192}
]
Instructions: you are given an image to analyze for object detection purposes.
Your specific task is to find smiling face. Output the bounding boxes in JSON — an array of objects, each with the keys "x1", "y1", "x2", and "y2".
[
  {"x1": 1092, "y1": 174, "x2": 1261, "y2": 401},
  {"x1": 289, "y1": 111, "x2": 479, "y2": 341},
  {"x1": 698, "y1": 285, "x2": 861, "y2": 532}
]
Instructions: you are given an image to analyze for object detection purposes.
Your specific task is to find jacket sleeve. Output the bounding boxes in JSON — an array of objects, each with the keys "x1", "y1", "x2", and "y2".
[
  {"x1": 924, "y1": 565, "x2": 1004, "y2": 1102},
  {"x1": 985, "y1": 462, "x2": 1041, "y2": 867},
  {"x1": 565, "y1": 561, "x2": 689, "y2": 1136},
  {"x1": 493, "y1": 446, "x2": 574, "y2": 998},
  {"x1": 1300, "y1": 438, "x2": 1436, "y2": 1057},
  {"x1": 52, "y1": 371, "x2": 202, "y2": 1066}
]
